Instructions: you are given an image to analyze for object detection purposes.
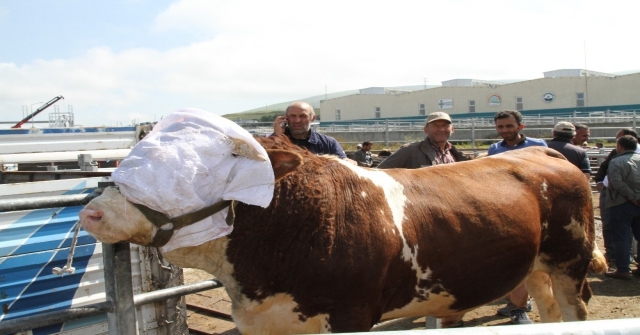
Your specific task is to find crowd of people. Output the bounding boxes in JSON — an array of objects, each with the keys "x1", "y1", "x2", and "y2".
[{"x1": 272, "y1": 101, "x2": 639, "y2": 325}]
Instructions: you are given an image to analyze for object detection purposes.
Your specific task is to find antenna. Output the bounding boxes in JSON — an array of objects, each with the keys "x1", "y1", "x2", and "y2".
[{"x1": 584, "y1": 40, "x2": 588, "y2": 111}]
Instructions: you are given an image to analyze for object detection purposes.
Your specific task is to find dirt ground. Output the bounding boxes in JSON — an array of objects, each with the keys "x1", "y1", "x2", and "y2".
[{"x1": 184, "y1": 193, "x2": 640, "y2": 334}]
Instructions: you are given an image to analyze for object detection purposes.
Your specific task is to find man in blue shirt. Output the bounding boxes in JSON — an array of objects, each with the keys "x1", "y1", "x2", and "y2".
[
  {"x1": 487, "y1": 110, "x2": 546, "y2": 325},
  {"x1": 272, "y1": 101, "x2": 347, "y2": 159},
  {"x1": 488, "y1": 110, "x2": 547, "y2": 155}
]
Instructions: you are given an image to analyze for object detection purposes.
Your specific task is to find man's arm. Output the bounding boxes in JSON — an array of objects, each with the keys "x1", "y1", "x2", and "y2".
[
  {"x1": 377, "y1": 146, "x2": 410, "y2": 169},
  {"x1": 595, "y1": 149, "x2": 616, "y2": 182},
  {"x1": 328, "y1": 139, "x2": 347, "y2": 159},
  {"x1": 578, "y1": 154, "x2": 592, "y2": 181}
]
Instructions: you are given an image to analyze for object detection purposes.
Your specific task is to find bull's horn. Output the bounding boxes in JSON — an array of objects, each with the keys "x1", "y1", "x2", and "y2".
[{"x1": 229, "y1": 137, "x2": 267, "y2": 161}]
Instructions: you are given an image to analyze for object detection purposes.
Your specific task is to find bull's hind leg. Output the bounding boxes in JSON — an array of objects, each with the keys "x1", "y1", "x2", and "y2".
[
  {"x1": 525, "y1": 270, "x2": 561, "y2": 322},
  {"x1": 548, "y1": 272, "x2": 589, "y2": 321}
]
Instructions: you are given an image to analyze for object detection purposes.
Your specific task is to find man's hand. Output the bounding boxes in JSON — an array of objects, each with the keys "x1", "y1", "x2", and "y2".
[
  {"x1": 273, "y1": 116, "x2": 288, "y2": 135},
  {"x1": 596, "y1": 182, "x2": 605, "y2": 192}
]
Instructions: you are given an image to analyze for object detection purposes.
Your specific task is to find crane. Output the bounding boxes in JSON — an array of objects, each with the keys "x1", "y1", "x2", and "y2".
[{"x1": 12, "y1": 95, "x2": 65, "y2": 129}]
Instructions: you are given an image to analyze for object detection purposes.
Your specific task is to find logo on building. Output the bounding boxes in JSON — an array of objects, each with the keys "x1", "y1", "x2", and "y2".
[
  {"x1": 438, "y1": 98, "x2": 453, "y2": 109},
  {"x1": 488, "y1": 94, "x2": 501, "y2": 106},
  {"x1": 543, "y1": 92, "x2": 555, "y2": 103}
]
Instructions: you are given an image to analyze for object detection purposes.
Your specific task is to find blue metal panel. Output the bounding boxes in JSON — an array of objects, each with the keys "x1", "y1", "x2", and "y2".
[{"x1": 0, "y1": 187, "x2": 105, "y2": 334}]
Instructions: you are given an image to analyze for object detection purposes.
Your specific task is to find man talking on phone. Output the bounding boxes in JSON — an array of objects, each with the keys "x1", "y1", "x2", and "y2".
[{"x1": 273, "y1": 101, "x2": 347, "y2": 159}]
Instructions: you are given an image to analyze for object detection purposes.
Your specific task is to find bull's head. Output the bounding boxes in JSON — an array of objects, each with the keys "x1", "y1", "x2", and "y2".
[{"x1": 80, "y1": 134, "x2": 302, "y2": 249}]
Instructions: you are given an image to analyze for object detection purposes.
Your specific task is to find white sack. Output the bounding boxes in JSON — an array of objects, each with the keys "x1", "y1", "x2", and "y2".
[{"x1": 111, "y1": 108, "x2": 274, "y2": 252}]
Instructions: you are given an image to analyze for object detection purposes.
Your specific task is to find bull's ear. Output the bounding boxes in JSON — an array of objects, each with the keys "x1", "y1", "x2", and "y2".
[
  {"x1": 266, "y1": 149, "x2": 303, "y2": 181},
  {"x1": 230, "y1": 137, "x2": 267, "y2": 161}
]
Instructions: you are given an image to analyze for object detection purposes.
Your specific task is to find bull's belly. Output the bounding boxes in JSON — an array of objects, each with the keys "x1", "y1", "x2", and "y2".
[
  {"x1": 233, "y1": 292, "x2": 331, "y2": 335},
  {"x1": 381, "y1": 291, "x2": 460, "y2": 321}
]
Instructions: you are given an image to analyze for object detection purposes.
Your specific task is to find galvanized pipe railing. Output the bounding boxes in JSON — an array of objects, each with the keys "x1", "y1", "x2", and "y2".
[
  {"x1": 0, "y1": 242, "x2": 223, "y2": 335},
  {"x1": 0, "y1": 193, "x2": 224, "y2": 335}
]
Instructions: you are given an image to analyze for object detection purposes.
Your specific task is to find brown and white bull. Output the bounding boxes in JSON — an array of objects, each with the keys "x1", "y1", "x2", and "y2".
[{"x1": 80, "y1": 136, "x2": 606, "y2": 334}]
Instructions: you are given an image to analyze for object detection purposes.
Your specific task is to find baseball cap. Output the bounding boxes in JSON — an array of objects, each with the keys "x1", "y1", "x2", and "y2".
[
  {"x1": 553, "y1": 121, "x2": 576, "y2": 136},
  {"x1": 426, "y1": 112, "x2": 452, "y2": 124}
]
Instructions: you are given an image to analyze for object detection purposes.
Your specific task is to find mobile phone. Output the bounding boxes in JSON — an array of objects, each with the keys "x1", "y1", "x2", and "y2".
[{"x1": 279, "y1": 117, "x2": 288, "y2": 128}]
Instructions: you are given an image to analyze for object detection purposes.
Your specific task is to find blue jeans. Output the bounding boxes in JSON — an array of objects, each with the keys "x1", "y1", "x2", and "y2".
[
  {"x1": 600, "y1": 190, "x2": 615, "y2": 262},
  {"x1": 609, "y1": 201, "x2": 640, "y2": 272}
]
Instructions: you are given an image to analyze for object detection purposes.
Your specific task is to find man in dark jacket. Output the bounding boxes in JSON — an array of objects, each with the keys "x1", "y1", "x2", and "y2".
[
  {"x1": 377, "y1": 112, "x2": 469, "y2": 169},
  {"x1": 272, "y1": 101, "x2": 347, "y2": 159},
  {"x1": 546, "y1": 121, "x2": 591, "y2": 180}
]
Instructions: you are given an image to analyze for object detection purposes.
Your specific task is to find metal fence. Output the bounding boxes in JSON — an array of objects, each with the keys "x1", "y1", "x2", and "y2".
[{"x1": 0, "y1": 194, "x2": 222, "y2": 335}]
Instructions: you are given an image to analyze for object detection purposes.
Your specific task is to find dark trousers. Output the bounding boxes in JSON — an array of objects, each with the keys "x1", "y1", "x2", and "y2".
[{"x1": 609, "y1": 201, "x2": 640, "y2": 272}]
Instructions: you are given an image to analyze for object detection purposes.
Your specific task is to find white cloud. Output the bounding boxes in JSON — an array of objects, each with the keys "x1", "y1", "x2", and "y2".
[{"x1": 1, "y1": 0, "x2": 639, "y2": 128}]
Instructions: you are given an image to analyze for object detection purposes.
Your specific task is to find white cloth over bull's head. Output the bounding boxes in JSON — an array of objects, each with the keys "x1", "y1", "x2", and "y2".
[{"x1": 111, "y1": 108, "x2": 275, "y2": 252}]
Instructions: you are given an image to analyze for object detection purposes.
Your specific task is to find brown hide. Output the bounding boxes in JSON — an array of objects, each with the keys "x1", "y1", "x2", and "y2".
[{"x1": 225, "y1": 137, "x2": 597, "y2": 331}]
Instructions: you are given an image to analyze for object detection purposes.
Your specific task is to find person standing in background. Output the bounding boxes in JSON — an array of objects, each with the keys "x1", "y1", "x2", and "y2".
[
  {"x1": 487, "y1": 110, "x2": 546, "y2": 325},
  {"x1": 603, "y1": 135, "x2": 640, "y2": 279},
  {"x1": 377, "y1": 112, "x2": 469, "y2": 169},
  {"x1": 571, "y1": 123, "x2": 590, "y2": 146},
  {"x1": 354, "y1": 141, "x2": 373, "y2": 167},
  {"x1": 546, "y1": 121, "x2": 592, "y2": 180}
]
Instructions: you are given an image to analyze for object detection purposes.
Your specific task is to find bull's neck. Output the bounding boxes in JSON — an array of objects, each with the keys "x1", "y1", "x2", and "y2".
[{"x1": 161, "y1": 237, "x2": 243, "y2": 302}]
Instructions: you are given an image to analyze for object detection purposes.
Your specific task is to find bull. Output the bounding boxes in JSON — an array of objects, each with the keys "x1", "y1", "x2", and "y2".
[{"x1": 79, "y1": 113, "x2": 606, "y2": 334}]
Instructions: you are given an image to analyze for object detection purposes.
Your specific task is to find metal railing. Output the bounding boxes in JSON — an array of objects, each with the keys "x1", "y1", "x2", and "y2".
[{"x1": 0, "y1": 194, "x2": 223, "y2": 335}]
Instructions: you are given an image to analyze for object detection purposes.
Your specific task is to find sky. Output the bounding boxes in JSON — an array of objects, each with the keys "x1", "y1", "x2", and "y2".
[{"x1": 1, "y1": 0, "x2": 639, "y2": 128}]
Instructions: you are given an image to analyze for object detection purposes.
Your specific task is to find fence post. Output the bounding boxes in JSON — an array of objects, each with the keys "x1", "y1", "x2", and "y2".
[
  {"x1": 425, "y1": 316, "x2": 441, "y2": 329},
  {"x1": 471, "y1": 118, "x2": 476, "y2": 151},
  {"x1": 385, "y1": 119, "x2": 389, "y2": 147},
  {"x1": 633, "y1": 111, "x2": 637, "y2": 133},
  {"x1": 104, "y1": 242, "x2": 138, "y2": 335}
]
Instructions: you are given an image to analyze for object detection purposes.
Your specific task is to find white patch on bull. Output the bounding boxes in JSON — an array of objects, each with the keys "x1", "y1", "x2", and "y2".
[
  {"x1": 381, "y1": 285, "x2": 458, "y2": 321},
  {"x1": 540, "y1": 181, "x2": 548, "y2": 200},
  {"x1": 564, "y1": 217, "x2": 586, "y2": 241},
  {"x1": 542, "y1": 220, "x2": 549, "y2": 241},
  {"x1": 233, "y1": 293, "x2": 331, "y2": 335},
  {"x1": 340, "y1": 162, "x2": 411, "y2": 260}
]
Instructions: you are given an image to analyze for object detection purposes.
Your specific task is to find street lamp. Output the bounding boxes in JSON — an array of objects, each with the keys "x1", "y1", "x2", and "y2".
[{"x1": 30, "y1": 102, "x2": 43, "y2": 128}]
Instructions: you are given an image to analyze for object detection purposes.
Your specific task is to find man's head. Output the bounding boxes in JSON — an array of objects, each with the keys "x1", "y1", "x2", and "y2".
[
  {"x1": 424, "y1": 112, "x2": 454, "y2": 146},
  {"x1": 285, "y1": 101, "x2": 316, "y2": 138},
  {"x1": 616, "y1": 135, "x2": 638, "y2": 153},
  {"x1": 615, "y1": 128, "x2": 639, "y2": 141},
  {"x1": 572, "y1": 123, "x2": 590, "y2": 146},
  {"x1": 493, "y1": 110, "x2": 524, "y2": 142},
  {"x1": 362, "y1": 141, "x2": 373, "y2": 151},
  {"x1": 552, "y1": 121, "x2": 576, "y2": 140}
]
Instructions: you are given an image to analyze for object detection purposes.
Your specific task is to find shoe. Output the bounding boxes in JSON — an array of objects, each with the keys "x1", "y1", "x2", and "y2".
[
  {"x1": 497, "y1": 298, "x2": 533, "y2": 316},
  {"x1": 509, "y1": 309, "x2": 533, "y2": 325},
  {"x1": 604, "y1": 270, "x2": 632, "y2": 280}
]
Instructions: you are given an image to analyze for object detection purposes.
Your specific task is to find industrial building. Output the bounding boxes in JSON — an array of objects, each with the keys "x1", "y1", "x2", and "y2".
[{"x1": 319, "y1": 69, "x2": 640, "y2": 122}]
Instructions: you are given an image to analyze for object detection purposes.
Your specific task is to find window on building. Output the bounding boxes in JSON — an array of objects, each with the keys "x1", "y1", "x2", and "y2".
[
  {"x1": 469, "y1": 100, "x2": 476, "y2": 113},
  {"x1": 335, "y1": 109, "x2": 341, "y2": 121},
  {"x1": 375, "y1": 111, "x2": 381, "y2": 118},
  {"x1": 419, "y1": 103, "x2": 425, "y2": 115},
  {"x1": 516, "y1": 97, "x2": 523, "y2": 111},
  {"x1": 375, "y1": 107, "x2": 381, "y2": 112},
  {"x1": 576, "y1": 93, "x2": 585, "y2": 107}
]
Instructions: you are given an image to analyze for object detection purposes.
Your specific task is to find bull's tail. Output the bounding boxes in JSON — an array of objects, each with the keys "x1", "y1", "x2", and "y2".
[{"x1": 590, "y1": 244, "x2": 608, "y2": 273}]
